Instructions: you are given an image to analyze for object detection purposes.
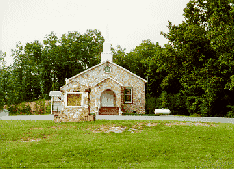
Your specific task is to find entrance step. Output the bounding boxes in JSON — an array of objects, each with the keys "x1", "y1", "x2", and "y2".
[{"x1": 99, "y1": 107, "x2": 119, "y2": 115}]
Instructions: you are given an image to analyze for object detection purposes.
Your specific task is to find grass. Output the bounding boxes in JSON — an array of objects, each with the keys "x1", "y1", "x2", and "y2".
[{"x1": 0, "y1": 119, "x2": 234, "y2": 168}]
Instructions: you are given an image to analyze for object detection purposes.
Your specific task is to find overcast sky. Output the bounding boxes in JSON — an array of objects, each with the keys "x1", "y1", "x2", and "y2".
[{"x1": 1, "y1": 0, "x2": 190, "y2": 67}]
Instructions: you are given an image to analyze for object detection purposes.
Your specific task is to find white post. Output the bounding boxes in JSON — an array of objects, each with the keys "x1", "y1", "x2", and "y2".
[
  {"x1": 51, "y1": 96, "x2": 53, "y2": 114},
  {"x1": 119, "y1": 107, "x2": 122, "y2": 116},
  {"x1": 95, "y1": 99, "x2": 98, "y2": 115}
]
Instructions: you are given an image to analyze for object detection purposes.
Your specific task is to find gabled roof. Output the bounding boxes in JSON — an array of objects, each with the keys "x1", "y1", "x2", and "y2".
[
  {"x1": 68, "y1": 61, "x2": 147, "y2": 83},
  {"x1": 92, "y1": 77, "x2": 123, "y2": 87}
]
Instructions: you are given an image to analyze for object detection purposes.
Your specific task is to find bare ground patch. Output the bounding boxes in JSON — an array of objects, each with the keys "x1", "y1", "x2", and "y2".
[{"x1": 11, "y1": 121, "x2": 220, "y2": 143}]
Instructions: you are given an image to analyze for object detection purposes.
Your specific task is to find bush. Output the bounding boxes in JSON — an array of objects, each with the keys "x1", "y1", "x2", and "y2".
[
  {"x1": 145, "y1": 94, "x2": 157, "y2": 114},
  {"x1": 34, "y1": 99, "x2": 51, "y2": 115},
  {"x1": 166, "y1": 93, "x2": 189, "y2": 116},
  {"x1": 8, "y1": 105, "x2": 19, "y2": 115},
  {"x1": 122, "y1": 113, "x2": 139, "y2": 116},
  {"x1": 225, "y1": 105, "x2": 234, "y2": 118},
  {"x1": 21, "y1": 105, "x2": 32, "y2": 115},
  {"x1": 18, "y1": 102, "x2": 32, "y2": 115},
  {"x1": 45, "y1": 102, "x2": 51, "y2": 114},
  {"x1": 225, "y1": 111, "x2": 234, "y2": 118},
  {"x1": 35, "y1": 99, "x2": 45, "y2": 114},
  {"x1": 8, "y1": 104, "x2": 32, "y2": 115},
  {"x1": 146, "y1": 91, "x2": 171, "y2": 114},
  {"x1": 189, "y1": 113, "x2": 201, "y2": 117},
  {"x1": 7, "y1": 99, "x2": 51, "y2": 115},
  {"x1": 155, "y1": 113, "x2": 168, "y2": 116}
]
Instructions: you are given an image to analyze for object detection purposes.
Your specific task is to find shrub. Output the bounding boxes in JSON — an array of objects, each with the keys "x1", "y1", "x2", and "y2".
[
  {"x1": 225, "y1": 105, "x2": 234, "y2": 118},
  {"x1": 8, "y1": 105, "x2": 19, "y2": 115},
  {"x1": 122, "y1": 113, "x2": 141, "y2": 116},
  {"x1": 166, "y1": 93, "x2": 189, "y2": 116},
  {"x1": 145, "y1": 94, "x2": 157, "y2": 114},
  {"x1": 190, "y1": 113, "x2": 201, "y2": 117},
  {"x1": 34, "y1": 99, "x2": 50, "y2": 115},
  {"x1": 226, "y1": 111, "x2": 234, "y2": 118},
  {"x1": 21, "y1": 105, "x2": 32, "y2": 115},
  {"x1": 8, "y1": 103, "x2": 32, "y2": 115},
  {"x1": 7, "y1": 99, "x2": 51, "y2": 115},
  {"x1": 146, "y1": 91, "x2": 171, "y2": 114},
  {"x1": 35, "y1": 99, "x2": 45, "y2": 114},
  {"x1": 18, "y1": 102, "x2": 32, "y2": 115},
  {"x1": 45, "y1": 102, "x2": 51, "y2": 114},
  {"x1": 155, "y1": 113, "x2": 167, "y2": 116}
]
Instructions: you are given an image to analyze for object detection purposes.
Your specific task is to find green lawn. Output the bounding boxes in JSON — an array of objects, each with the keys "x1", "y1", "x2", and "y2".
[{"x1": 0, "y1": 119, "x2": 233, "y2": 168}]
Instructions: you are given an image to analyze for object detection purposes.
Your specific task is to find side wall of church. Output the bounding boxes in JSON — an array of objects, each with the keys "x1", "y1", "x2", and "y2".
[{"x1": 107, "y1": 63, "x2": 146, "y2": 114}]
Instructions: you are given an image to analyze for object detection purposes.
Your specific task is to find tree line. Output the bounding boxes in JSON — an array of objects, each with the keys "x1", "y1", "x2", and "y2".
[{"x1": 0, "y1": 0, "x2": 234, "y2": 117}]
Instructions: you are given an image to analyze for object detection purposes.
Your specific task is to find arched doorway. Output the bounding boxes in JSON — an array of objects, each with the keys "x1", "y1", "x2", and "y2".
[
  {"x1": 100, "y1": 89, "x2": 116, "y2": 107},
  {"x1": 99, "y1": 89, "x2": 119, "y2": 115}
]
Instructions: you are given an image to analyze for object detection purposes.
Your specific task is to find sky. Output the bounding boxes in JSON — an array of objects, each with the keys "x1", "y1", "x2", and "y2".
[{"x1": 0, "y1": 0, "x2": 190, "y2": 67}]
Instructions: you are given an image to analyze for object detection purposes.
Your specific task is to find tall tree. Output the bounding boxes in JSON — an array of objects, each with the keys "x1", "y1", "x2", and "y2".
[
  {"x1": 113, "y1": 40, "x2": 164, "y2": 97},
  {"x1": 9, "y1": 29, "x2": 105, "y2": 101},
  {"x1": 0, "y1": 51, "x2": 8, "y2": 110},
  {"x1": 160, "y1": 0, "x2": 234, "y2": 117}
]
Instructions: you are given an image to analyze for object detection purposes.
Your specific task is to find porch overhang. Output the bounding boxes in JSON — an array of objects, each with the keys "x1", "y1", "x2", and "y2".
[
  {"x1": 49, "y1": 91, "x2": 62, "y2": 115},
  {"x1": 49, "y1": 91, "x2": 62, "y2": 96}
]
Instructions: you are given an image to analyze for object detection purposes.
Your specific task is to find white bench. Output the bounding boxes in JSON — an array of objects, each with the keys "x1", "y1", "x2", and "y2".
[{"x1": 155, "y1": 109, "x2": 171, "y2": 115}]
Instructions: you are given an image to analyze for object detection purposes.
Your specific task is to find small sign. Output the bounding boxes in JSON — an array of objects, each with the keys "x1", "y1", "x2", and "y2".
[{"x1": 104, "y1": 66, "x2": 111, "y2": 73}]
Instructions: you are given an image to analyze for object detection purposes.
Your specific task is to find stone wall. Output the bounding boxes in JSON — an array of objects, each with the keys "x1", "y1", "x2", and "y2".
[
  {"x1": 59, "y1": 80, "x2": 91, "y2": 122},
  {"x1": 59, "y1": 61, "x2": 146, "y2": 117},
  {"x1": 122, "y1": 81, "x2": 146, "y2": 114},
  {"x1": 53, "y1": 110, "x2": 94, "y2": 123},
  {"x1": 89, "y1": 78, "x2": 122, "y2": 115}
]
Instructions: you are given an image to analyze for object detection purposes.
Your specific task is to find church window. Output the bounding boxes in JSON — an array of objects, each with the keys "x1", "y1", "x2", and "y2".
[
  {"x1": 65, "y1": 92, "x2": 83, "y2": 107},
  {"x1": 124, "y1": 87, "x2": 133, "y2": 103}
]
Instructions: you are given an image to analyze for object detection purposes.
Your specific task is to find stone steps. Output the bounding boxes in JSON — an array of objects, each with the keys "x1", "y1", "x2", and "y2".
[{"x1": 99, "y1": 107, "x2": 119, "y2": 115}]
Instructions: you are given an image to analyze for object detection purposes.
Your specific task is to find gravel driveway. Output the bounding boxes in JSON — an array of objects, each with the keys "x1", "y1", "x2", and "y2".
[
  {"x1": 95, "y1": 115, "x2": 234, "y2": 124},
  {"x1": 0, "y1": 114, "x2": 54, "y2": 120},
  {"x1": 1, "y1": 114, "x2": 234, "y2": 124}
]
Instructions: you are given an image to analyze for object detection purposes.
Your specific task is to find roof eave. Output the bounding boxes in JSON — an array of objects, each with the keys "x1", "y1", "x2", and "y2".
[
  {"x1": 93, "y1": 77, "x2": 123, "y2": 87},
  {"x1": 66, "y1": 60, "x2": 147, "y2": 83}
]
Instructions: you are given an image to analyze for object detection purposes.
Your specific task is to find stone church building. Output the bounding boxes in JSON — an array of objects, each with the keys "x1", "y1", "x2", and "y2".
[{"x1": 49, "y1": 38, "x2": 147, "y2": 122}]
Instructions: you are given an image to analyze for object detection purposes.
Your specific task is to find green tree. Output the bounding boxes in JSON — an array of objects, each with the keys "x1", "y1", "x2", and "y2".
[
  {"x1": 52, "y1": 29, "x2": 104, "y2": 91},
  {"x1": 114, "y1": 40, "x2": 165, "y2": 97},
  {"x1": 160, "y1": 0, "x2": 234, "y2": 117},
  {"x1": 112, "y1": 45, "x2": 127, "y2": 68},
  {"x1": 113, "y1": 40, "x2": 170, "y2": 113},
  {"x1": 8, "y1": 29, "x2": 105, "y2": 102},
  {"x1": 0, "y1": 51, "x2": 7, "y2": 110}
]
